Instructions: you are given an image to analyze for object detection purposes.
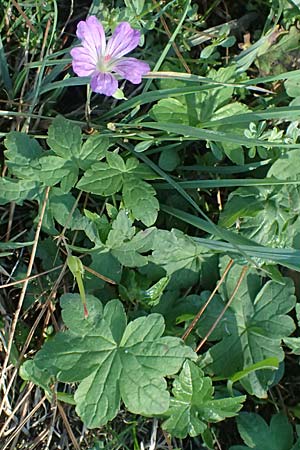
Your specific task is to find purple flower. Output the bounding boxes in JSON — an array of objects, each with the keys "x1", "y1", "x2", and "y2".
[{"x1": 70, "y1": 16, "x2": 150, "y2": 96}]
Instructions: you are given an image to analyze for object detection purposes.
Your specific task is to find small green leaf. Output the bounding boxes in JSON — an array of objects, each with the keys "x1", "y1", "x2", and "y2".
[
  {"x1": 151, "y1": 98, "x2": 189, "y2": 124},
  {"x1": 162, "y1": 361, "x2": 245, "y2": 438},
  {"x1": 285, "y1": 78, "x2": 300, "y2": 98},
  {"x1": 284, "y1": 337, "x2": 300, "y2": 355},
  {"x1": 134, "y1": 140, "x2": 153, "y2": 152},
  {"x1": 151, "y1": 229, "x2": 208, "y2": 274},
  {"x1": 0, "y1": 178, "x2": 40, "y2": 205},
  {"x1": 47, "y1": 116, "x2": 82, "y2": 159},
  {"x1": 77, "y1": 161, "x2": 123, "y2": 196},
  {"x1": 44, "y1": 188, "x2": 82, "y2": 234},
  {"x1": 78, "y1": 153, "x2": 158, "y2": 224},
  {"x1": 230, "y1": 412, "x2": 295, "y2": 450},
  {"x1": 159, "y1": 148, "x2": 181, "y2": 172},
  {"x1": 78, "y1": 134, "x2": 109, "y2": 170},
  {"x1": 32, "y1": 155, "x2": 78, "y2": 189},
  {"x1": 123, "y1": 176, "x2": 159, "y2": 226},
  {"x1": 106, "y1": 210, "x2": 136, "y2": 248},
  {"x1": 105, "y1": 210, "x2": 155, "y2": 267},
  {"x1": 4, "y1": 132, "x2": 43, "y2": 179},
  {"x1": 106, "y1": 151, "x2": 127, "y2": 171},
  {"x1": 268, "y1": 149, "x2": 300, "y2": 180},
  {"x1": 141, "y1": 276, "x2": 170, "y2": 306},
  {"x1": 20, "y1": 360, "x2": 53, "y2": 395}
]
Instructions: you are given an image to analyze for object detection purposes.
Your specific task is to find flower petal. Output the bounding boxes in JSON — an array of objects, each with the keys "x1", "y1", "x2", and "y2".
[
  {"x1": 70, "y1": 47, "x2": 96, "y2": 76},
  {"x1": 106, "y1": 22, "x2": 141, "y2": 58},
  {"x1": 90, "y1": 72, "x2": 118, "y2": 96},
  {"x1": 76, "y1": 16, "x2": 106, "y2": 61},
  {"x1": 113, "y1": 58, "x2": 150, "y2": 84}
]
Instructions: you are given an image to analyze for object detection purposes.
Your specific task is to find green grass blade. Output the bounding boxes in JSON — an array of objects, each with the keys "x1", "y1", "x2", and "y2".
[
  {"x1": 200, "y1": 106, "x2": 300, "y2": 127},
  {"x1": 144, "y1": 71, "x2": 272, "y2": 94},
  {"x1": 179, "y1": 160, "x2": 272, "y2": 174},
  {"x1": 162, "y1": 205, "x2": 300, "y2": 270},
  {"x1": 138, "y1": 121, "x2": 300, "y2": 148},
  {"x1": 102, "y1": 84, "x2": 222, "y2": 120},
  {"x1": 0, "y1": 34, "x2": 12, "y2": 96},
  {"x1": 35, "y1": 76, "x2": 90, "y2": 95},
  {"x1": 129, "y1": 148, "x2": 257, "y2": 265},
  {"x1": 155, "y1": 178, "x2": 300, "y2": 189},
  {"x1": 161, "y1": 205, "x2": 257, "y2": 246}
]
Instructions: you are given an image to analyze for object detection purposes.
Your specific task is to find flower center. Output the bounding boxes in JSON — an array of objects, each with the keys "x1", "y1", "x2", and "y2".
[{"x1": 96, "y1": 54, "x2": 112, "y2": 73}]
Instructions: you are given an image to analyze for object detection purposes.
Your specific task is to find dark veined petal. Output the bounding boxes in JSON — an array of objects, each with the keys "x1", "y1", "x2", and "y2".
[
  {"x1": 76, "y1": 16, "x2": 106, "y2": 61},
  {"x1": 113, "y1": 58, "x2": 150, "y2": 84},
  {"x1": 90, "y1": 72, "x2": 118, "y2": 96},
  {"x1": 70, "y1": 47, "x2": 96, "y2": 76},
  {"x1": 106, "y1": 22, "x2": 141, "y2": 58}
]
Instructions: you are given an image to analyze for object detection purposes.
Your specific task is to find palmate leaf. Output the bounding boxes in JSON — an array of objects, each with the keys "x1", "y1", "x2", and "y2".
[
  {"x1": 47, "y1": 116, "x2": 109, "y2": 170},
  {"x1": 162, "y1": 360, "x2": 245, "y2": 438},
  {"x1": 268, "y1": 148, "x2": 300, "y2": 180},
  {"x1": 122, "y1": 176, "x2": 159, "y2": 227},
  {"x1": 150, "y1": 66, "x2": 249, "y2": 165},
  {"x1": 219, "y1": 186, "x2": 284, "y2": 245},
  {"x1": 47, "y1": 115, "x2": 82, "y2": 159},
  {"x1": 3, "y1": 117, "x2": 109, "y2": 193},
  {"x1": 150, "y1": 97, "x2": 190, "y2": 124},
  {"x1": 0, "y1": 178, "x2": 40, "y2": 205},
  {"x1": 33, "y1": 294, "x2": 196, "y2": 428},
  {"x1": 284, "y1": 304, "x2": 300, "y2": 355},
  {"x1": 151, "y1": 228, "x2": 208, "y2": 275},
  {"x1": 197, "y1": 263, "x2": 296, "y2": 397},
  {"x1": 32, "y1": 156, "x2": 78, "y2": 192},
  {"x1": 77, "y1": 152, "x2": 159, "y2": 226},
  {"x1": 44, "y1": 117, "x2": 109, "y2": 192},
  {"x1": 219, "y1": 185, "x2": 300, "y2": 248},
  {"x1": 77, "y1": 151, "x2": 129, "y2": 196},
  {"x1": 105, "y1": 210, "x2": 155, "y2": 267},
  {"x1": 4, "y1": 132, "x2": 43, "y2": 179},
  {"x1": 229, "y1": 412, "x2": 300, "y2": 450}
]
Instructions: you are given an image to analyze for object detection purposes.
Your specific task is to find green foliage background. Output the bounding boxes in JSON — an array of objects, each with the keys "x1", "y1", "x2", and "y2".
[{"x1": 1, "y1": 0, "x2": 300, "y2": 448}]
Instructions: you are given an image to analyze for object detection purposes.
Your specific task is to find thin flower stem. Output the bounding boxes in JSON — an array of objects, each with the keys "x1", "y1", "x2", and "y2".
[
  {"x1": 85, "y1": 84, "x2": 92, "y2": 128},
  {"x1": 142, "y1": 0, "x2": 191, "y2": 93},
  {"x1": 196, "y1": 265, "x2": 248, "y2": 353},
  {"x1": 182, "y1": 258, "x2": 234, "y2": 340},
  {"x1": 0, "y1": 187, "x2": 50, "y2": 419},
  {"x1": 152, "y1": 0, "x2": 191, "y2": 73}
]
